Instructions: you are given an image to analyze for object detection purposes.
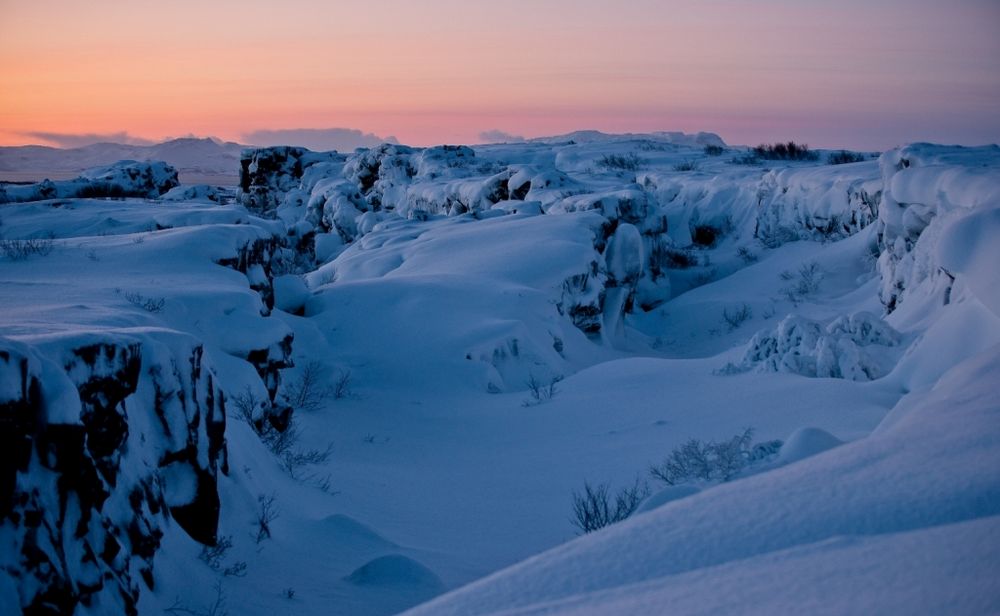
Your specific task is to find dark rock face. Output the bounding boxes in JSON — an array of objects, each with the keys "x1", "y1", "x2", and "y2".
[
  {"x1": 216, "y1": 236, "x2": 286, "y2": 314},
  {"x1": 0, "y1": 335, "x2": 228, "y2": 615},
  {"x1": 238, "y1": 146, "x2": 343, "y2": 217}
]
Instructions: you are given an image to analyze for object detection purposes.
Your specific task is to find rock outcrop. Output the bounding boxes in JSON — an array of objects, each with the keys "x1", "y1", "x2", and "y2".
[{"x1": 0, "y1": 332, "x2": 228, "y2": 615}]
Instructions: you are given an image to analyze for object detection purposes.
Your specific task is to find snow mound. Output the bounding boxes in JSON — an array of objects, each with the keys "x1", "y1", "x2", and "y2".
[
  {"x1": 725, "y1": 312, "x2": 901, "y2": 380},
  {"x1": 273, "y1": 274, "x2": 310, "y2": 314},
  {"x1": 636, "y1": 485, "x2": 701, "y2": 514},
  {"x1": 778, "y1": 427, "x2": 844, "y2": 464},
  {"x1": 404, "y1": 343, "x2": 1000, "y2": 616},
  {"x1": 937, "y1": 204, "x2": 1000, "y2": 319},
  {"x1": 345, "y1": 555, "x2": 444, "y2": 590},
  {"x1": 160, "y1": 183, "x2": 229, "y2": 203}
]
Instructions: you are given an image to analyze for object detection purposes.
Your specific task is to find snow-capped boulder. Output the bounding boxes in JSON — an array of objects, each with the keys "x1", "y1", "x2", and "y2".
[
  {"x1": 78, "y1": 160, "x2": 180, "y2": 198},
  {"x1": 273, "y1": 274, "x2": 310, "y2": 314},
  {"x1": 778, "y1": 427, "x2": 844, "y2": 464},
  {"x1": 343, "y1": 143, "x2": 417, "y2": 209}
]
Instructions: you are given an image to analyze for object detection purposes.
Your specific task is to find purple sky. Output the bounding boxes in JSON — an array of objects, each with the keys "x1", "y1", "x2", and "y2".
[{"x1": 1, "y1": 0, "x2": 998, "y2": 149}]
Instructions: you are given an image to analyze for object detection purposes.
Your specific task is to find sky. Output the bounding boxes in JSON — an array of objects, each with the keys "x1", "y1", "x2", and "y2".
[{"x1": 1, "y1": 0, "x2": 998, "y2": 150}]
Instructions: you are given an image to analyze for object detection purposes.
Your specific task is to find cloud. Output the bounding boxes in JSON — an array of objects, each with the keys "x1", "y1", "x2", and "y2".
[
  {"x1": 242, "y1": 128, "x2": 398, "y2": 152},
  {"x1": 478, "y1": 130, "x2": 525, "y2": 144},
  {"x1": 20, "y1": 131, "x2": 157, "y2": 148}
]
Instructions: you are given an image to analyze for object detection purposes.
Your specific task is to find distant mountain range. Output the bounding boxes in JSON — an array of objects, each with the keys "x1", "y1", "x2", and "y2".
[
  {"x1": 0, "y1": 131, "x2": 727, "y2": 183},
  {"x1": 0, "y1": 137, "x2": 245, "y2": 180}
]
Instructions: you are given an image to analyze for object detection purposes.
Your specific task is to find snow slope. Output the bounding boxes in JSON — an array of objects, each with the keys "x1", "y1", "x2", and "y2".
[{"x1": 1, "y1": 135, "x2": 997, "y2": 616}]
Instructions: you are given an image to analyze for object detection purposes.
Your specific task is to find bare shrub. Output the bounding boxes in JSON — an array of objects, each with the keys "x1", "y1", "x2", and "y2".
[
  {"x1": 673, "y1": 160, "x2": 698, "y2": 172},
  {"x1": 332, "y1": 369, "x2": 353, "y2": 399},
  {"x1": 523, "y1": 373, "x2": 562, "y2": 406},
  {"x1": 597, "y1": 153, "x2": 643, "y2": 172},
  {"x1": 703, "y1": 144, "x2": 726, "y2": 156},
  {"x1": 827, "y1": 150, "x2": 867, "y2": 165},
  {"x1": 571, "y1": 478, "x2": 650, "y2": 534},
  {"x1": 0, "y1": 237, "x2": 54, "y2": 261},
  {"x1": 282, "y1": 361, "x2": 334, "y2": 412},
  {"x1": 165, "y1": 580, "x2": 227, "y2": 616},
  {"x1": 200, "y1": 535, "x2": 232, "y2": 570},
  {"x1": 650, "y1": 428, "x2": 766, "y2": 485},
  {"x1": 117, "y1": 289, "x2": 165, "y2": 313},
  {"x1": 280, "y1": 443, "x2": 333, "y2": 478},
  {"x1": 780, "y1": 261, "x2": 823, "y2": 304},
  {"x1": 199, "y1": 535, "x2": 247, "y2": 578},
  {"x1": 255, "y1": 494, "x2": 279, "y2": 543},
  {"x1": 736, "y1": 246, "x2": 758, "y2": 264},
  {"x1": 232, "y1": 388, "x2": 333, "y2": 479},
  {"x1": 722, "y1": 304, "x2": 753, "y2": 331},
  {"x1": 752, "y1": 141, "x2": 819, "y2": 161}
]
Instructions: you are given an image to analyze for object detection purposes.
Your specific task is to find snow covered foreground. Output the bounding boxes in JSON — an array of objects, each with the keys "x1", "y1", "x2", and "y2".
[{"x1": 1, "y1": 135, "x2": 998, "y2": 615}]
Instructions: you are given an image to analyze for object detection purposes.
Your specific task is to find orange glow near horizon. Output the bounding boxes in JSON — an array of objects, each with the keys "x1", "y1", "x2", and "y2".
[{"x1": 2, "y1": 0, "x2": 998, "y2": 150}]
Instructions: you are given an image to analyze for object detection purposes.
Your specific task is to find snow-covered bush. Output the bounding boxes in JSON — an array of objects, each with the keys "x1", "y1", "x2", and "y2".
[{"x1": 723, "y1": 312, "x2": 901, "y2": 380}]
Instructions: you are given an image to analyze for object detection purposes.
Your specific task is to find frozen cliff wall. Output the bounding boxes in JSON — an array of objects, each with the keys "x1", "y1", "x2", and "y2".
[{"x1": 0, "y1": 332, "x2": 227, "y2": 615}]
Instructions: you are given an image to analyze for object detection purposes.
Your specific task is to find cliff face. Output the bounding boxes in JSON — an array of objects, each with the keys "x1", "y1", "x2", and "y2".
[{"x1": 0, "y1": 332, "x2": 228, "y2": 616}]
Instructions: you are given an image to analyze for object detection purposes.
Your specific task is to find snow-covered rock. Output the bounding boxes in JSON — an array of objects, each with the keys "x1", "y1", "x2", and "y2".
[
  {"x1": 273, "y1": 274, "x2": 310, "y2": 314},
  {"x1": 237, "y1": 146, "x2": 344, "y2": 217},
  {"x1": 876, "y1": 144, "x2": 1000, "y2": 313},
  {"x1": 0, "y1": 160, "x2": 179, "y2": 203},
  {"x1": 0, "y1": 332, "x2": 227, "y2": 615}
]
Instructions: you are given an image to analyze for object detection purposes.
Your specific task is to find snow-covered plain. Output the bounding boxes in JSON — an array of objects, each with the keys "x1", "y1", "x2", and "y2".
[{"x1": 1, "y1": 134, "x2": 998, "y2": 615}]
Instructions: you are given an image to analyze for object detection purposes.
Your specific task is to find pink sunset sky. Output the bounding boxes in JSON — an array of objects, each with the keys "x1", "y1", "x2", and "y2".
[{"x1": 1, "y1": 0, "x2": 998, "y2": 150}]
